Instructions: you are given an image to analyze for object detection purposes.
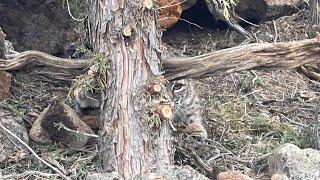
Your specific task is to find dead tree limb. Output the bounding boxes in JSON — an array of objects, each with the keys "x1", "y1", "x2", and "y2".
[
  {"x1": 163, "y1": 38, "x2": 320, "y2": 80},
  {"x1": 2, "y1": 37, "x2": 320, "y2": 83},
  {"x1": 0, "y1": 50, "x2": 89, "y2": 71}
]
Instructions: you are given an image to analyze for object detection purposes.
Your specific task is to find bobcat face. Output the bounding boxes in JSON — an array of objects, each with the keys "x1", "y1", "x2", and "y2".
[
  {"x1": 74, "y1": 87, "x2": 101, "y2": 115},
  {"x1": 167, "y1": 79, "x2": 193, "y2": 106},
  {"x1": 167, "y1": 79, "x2": 207, "y2": 139}
]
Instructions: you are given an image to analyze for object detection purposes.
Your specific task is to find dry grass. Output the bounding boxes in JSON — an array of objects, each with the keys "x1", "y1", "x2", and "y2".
[
  {"x1": 165, "y1": 9, "x2": 320, "y2": 179},
  {"x1": 1, "y1": 7, "x2": 320, "y2": 180}
]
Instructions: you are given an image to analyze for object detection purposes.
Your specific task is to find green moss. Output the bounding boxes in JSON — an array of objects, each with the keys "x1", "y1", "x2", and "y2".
[
  {"x1": 68, "y1": 53, "x2": 108, "y2": 100},
  {"x1": 283, "y1": 126, "x2": 320, "y2": 149},
  {"x1": 148, "y1": 115, "x2": 161, "y2": 130}
]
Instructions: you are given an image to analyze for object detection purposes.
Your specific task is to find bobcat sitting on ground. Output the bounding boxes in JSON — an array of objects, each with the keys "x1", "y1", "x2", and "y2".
[
  {"x1": 74, "y1": 78, "x2": 207, "y2": 139},
  {"x1": 167, "y1": 79, "x2": 207, "y2": 139}
]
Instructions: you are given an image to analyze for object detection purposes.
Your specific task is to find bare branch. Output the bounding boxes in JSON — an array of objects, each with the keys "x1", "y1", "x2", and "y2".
[
  {"x1": 0, "y1": 50, "x2": 89, "y2": 71},
  {"x1": 0, "y1": 120, "x2": 70, "y2": 180},
  {"x1": 163, "y1": 38, "x2": 320, "y2": 80}
]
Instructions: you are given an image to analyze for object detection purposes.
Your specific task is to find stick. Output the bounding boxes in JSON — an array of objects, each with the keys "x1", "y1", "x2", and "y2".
[{"x1": 0, "y1": 120, "x2": 70, "y2": 180}]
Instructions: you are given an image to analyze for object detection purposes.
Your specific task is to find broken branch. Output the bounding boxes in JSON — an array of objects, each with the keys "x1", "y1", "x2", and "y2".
[
  {"x1": 163, "y1": 38, "x2": 320, "y2": 80},
  {"x1": 156, "y1": 104, "x2": 173, "y2": 120},
  {"x1": 0, "y1": 50, "x2": 89, "y2": 71},
  {"x1": 0, "y1": 120, "x2": 70, "y2": 180}
]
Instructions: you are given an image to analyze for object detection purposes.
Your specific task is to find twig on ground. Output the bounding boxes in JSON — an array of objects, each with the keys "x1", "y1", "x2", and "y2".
[
  {"x1": 178, "y1": 18, "x2": 204, "y2": 30},
  {"x1": 175, "y1": 146, "x2": 212, "y2": 174},
  {"x1": 0, "y1": 120, "x2": 70, "y2": 180},
  {"x1": 2, "y1": 170, "x2": 59, "y2": 179},
  {"x1": 65, "y1": 0, "x2": 87, "y2": 22},
  {"x1": 279, "y1": 114, "x2": 308, "y2": 127},
  {"x1": 54, "y1": 122, "x2": 99, "y2": 138},
  {"x1": 273, "y1": 20, "x2": 278, "y2": 43},
  {"x1": 189, "y1": 149, "x2": 213, "y2": 173}
]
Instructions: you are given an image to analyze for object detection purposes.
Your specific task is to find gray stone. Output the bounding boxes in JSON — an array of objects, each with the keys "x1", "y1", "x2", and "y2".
[
  {"x1": 0, "y1": 108, "x2": 29, "y2": 163},
  {"x1": 268, "y1": 143, "x2": 320, "y2": 180},
  {"x1": 86, "y1": 166, "x2": 209, "y2": 180},
  {"x1": 4, "y1": 40, "x2": 15, "y2": 54},
  {"x1": 86, "y1": 172, "x2": 123, "y2": 180},
  {"x1": 0, "y1": 0, "x2": 80, "y2": 56}
]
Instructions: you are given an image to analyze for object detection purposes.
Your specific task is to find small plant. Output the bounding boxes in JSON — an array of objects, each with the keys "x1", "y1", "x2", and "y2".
[
  {"x1": 68, "y1": 53, "x2": 108, "y2": 101},
  {"x1": 237, "y1": 72, "x2": 264, "y2": 92},
  {"x1": 220, "y1": 0, "x2": 239, "y2": 19},
  {"x1": 283, "y1": 126, "x2": 319, "y2": 149},
  {"x1": 149, "y1": 114, "x2": 162, "y2": 130}
]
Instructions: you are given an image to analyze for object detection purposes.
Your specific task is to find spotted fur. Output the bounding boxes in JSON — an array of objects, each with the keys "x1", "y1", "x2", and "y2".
[{"x1": 167, "y1": 79, "x2": 207, "y2": 138}]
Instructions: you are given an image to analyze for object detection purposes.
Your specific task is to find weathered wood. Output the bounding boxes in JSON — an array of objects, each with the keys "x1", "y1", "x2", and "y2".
[
  {"x1": 0, "y1": 50, "x2": 88, "y2": 71},
  {"x1": 29, "y1": 100, "x2": 96, "y2": 148},
  {"x1": 163, "y1": 38, "x2": 320, "y2": 80},
  {"x1": 90, "y1": 0, "x2": 172, "y2": 178},
  {"x1": 0, "y1": 71, "x2": 11, "y2": 99},
  {"x1": 309, "y1": 0, "x2": 319, "y2": 37}
]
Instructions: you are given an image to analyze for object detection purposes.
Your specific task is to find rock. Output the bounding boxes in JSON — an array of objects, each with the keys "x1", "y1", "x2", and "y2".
[
  {"x1": 158, "y1": 0, "x2": 182, "y2": 29},
  {"x1": 0, "y1": 27, "x2": 5, "y2": 59},
  {"x1": 264, "y1": 0, "x2": 307, "y2": 20},
  {"x1": 86, "y1": 172, "x2": 123, "y2": 180},
  {"x1": 0, "y1": 0, "x2": 81, "y2": 56},
  {"x1": 268, "y1": 143, "x2": 320, "y2": 180},
  {"x1": 29, "y1": 99, "x2": 96, "y2": 148},
  {"x1": 29, "y1": 105, "x2": 52, "y2": 144},
  {"x1": 271, "y1": 173, "x2": 289, "y2": 180},
  {"x1": 87, "y1": 165, "x2": 208, "y2": 180},
  {"x1": 4, "y1": 40, "x2": 15, "y2": 54},
  {"x1": 138, "y1": 165, "x2": 209, "y2": 180},
  {"x1": 79, "y1": 114, "x2": 100, "y2": 130},
  {"x1": 217, "y1": 171, "x2": 253, "y2": 180},
  {"x1": 0, "y1": 108, "x2": 29, "y2": 163},
  {"x1": 0, "y1": 71, "x2": 12, "y2": 99}
]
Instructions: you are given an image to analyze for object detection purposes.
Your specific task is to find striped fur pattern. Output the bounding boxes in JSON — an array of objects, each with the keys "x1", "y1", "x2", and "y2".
[
  {"x1": 167, "y1": 79, "x2": 207, "y2": 138},
  {"x1": 74, "y1": 87, "x2": 101, "y2": 115}
]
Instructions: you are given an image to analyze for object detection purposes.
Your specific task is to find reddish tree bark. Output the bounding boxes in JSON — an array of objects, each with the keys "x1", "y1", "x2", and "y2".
[{"x1": 89, "y1": 0, "x2": 173, "y2": 178}]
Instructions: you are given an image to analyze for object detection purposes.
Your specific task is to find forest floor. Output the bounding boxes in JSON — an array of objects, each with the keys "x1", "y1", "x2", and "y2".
[
  {"x1": 163, "y1": 8, "x2": 319, "y2": 179},
  {"x1": 1, "y1": 7, "x2": 319, "y2": 180}
]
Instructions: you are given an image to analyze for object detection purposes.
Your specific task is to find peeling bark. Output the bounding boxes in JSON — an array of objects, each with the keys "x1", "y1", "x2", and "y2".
[{"x1": 89, "y1": 0, "x2": 172, "y2": 178}]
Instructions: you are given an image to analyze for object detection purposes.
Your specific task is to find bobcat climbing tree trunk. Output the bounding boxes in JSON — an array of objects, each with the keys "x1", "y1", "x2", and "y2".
[{"x1": 88, "y1": 0, "x2": 173, "y2": 178}]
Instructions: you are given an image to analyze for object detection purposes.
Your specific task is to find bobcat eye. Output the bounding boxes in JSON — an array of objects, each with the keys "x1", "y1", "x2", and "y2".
[{"x1": 172, "y1": 83, "x2": 183, "y2": 91}]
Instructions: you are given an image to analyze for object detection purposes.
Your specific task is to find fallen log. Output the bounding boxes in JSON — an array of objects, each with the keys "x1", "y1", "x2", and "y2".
[
  {"x1": 0, "y1": 50, "x2": 88, "y2": 71},
  {"x1": 163, "y1": 37, "x2": 320, "y2": 80},
  {"x1": 0, "y1": 50, "x2": 89, "y2": 83},
  {"x1": 3, "y1": 38, "x2": 320, "y2": 82}
]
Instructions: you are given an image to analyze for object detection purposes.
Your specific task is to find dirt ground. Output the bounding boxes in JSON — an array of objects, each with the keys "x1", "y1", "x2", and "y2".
[
  {"x1": 1, "y1": 7, "x2": 320, "y2": 180},
  {"x1": 163, "y1": 8, "x2": 319, "y2": 179}
]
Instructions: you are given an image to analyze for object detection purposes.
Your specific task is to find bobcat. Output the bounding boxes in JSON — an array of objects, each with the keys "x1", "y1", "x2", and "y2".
[
  {"x1": 74, "y1": 87, "x2": 101, "y2": 115},
  {"x1": 167, "y1": 79, "x2": 207, "y2": 139},
  {"x1": 74, "y1": 78, "x2": 207, "y2": 139}
]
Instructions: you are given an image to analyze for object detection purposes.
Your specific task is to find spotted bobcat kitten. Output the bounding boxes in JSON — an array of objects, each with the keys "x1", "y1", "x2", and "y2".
[
  {"x1": 74, "y1": 87, "x2": 101, "y2": 115},
  {"x1": 167, "y1": 79, "x2": 207, "y2": 139}
]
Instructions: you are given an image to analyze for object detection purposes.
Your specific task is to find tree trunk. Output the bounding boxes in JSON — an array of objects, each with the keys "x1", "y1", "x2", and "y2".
[{"x1": 89, "y1": 0, "x2": 172, "y2": 178}]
